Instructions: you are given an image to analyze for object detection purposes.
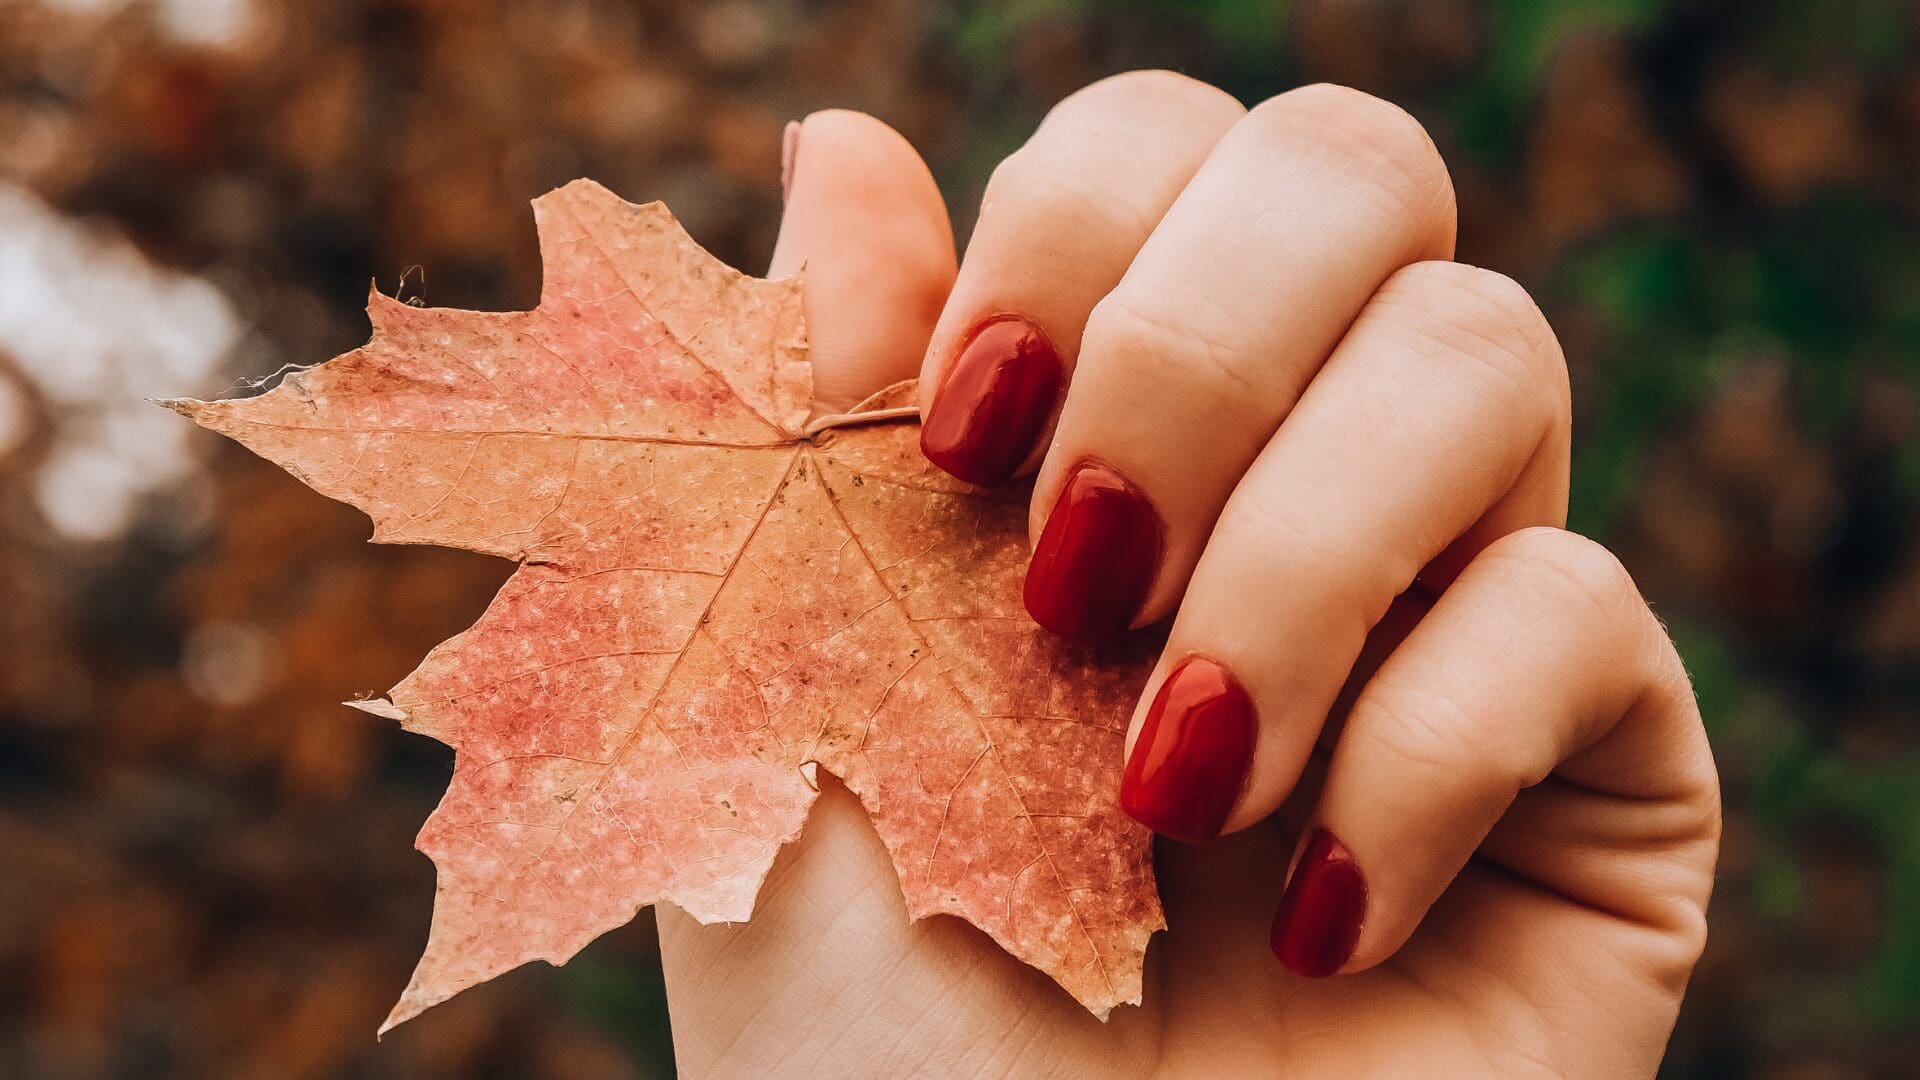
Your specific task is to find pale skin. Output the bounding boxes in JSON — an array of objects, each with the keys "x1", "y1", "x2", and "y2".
[{"x1": 656, "y1": 75, "x2": 1722, "y2": 1078}]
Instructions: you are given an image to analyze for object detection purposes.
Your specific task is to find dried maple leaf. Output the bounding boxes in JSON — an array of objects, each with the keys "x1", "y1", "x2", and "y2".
[{"x1": 164, "y1": 180, "x2": 1162, "y2": 1033}]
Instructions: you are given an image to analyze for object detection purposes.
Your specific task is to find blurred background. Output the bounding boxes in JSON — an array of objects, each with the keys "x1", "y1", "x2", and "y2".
[{"x1": 0, "y1": 0, "x2": 1915, "y2": 1076}]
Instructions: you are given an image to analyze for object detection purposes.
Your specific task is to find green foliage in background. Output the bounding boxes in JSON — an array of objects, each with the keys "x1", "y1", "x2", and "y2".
[
  {"x1": 1454, "y1": 0, "x2": 1665, "y2": 162},
  {"x1": 563, "y1": 941, "x2": 677, "y2": 1076}
]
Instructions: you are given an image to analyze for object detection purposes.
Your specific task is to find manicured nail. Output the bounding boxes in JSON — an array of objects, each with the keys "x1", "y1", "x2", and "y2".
[
  {"x1": 920, "y1": 315, "x2": 1063, "y2": 486},
  {"x1": 1270, "y1": 828, "x2": 1366, "y2": 978},
  {"x1": 781, "y1": 120, "x2": 801, "y2": 200},
  {"x1": 1120, "y1": 655, "x2": 1257, "y2": 843},
  {"x1": 1023, "y1": 461, "x2": 1160, "y2": 640}
]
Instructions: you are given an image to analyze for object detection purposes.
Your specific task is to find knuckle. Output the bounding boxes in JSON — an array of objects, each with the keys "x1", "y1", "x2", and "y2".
[
  {"x1": 1489, "y1": 527, "x2": 1640, "y2": 624},
  {"x1": 1085, "y1": 289, "x2": 1267, "y2": 404},
  {"x1": 981, "y1": 147, "x2": 1152, "y2": 236},
  {"x1": 1650, "y1": 640, "x2": 1723, "y2": 815},
  {"x1": 1350, "y1": 678, "x2": 1490, "y2": 781},
  {"x1": 1219, "y1": 486, "x2": 1409, "y2": 633},
  {"x1": 1371, "y1": 262, "x2": 1570, "y2": 432},
  {"x1": 1386, "y1": 263, "x2": 1553, "y2": 359},
  {"x1": 1247, "y1": 84, "x2": 1451, "y2": 220},
  {"x1": 1056, "y1": 69, "x2": 1243, "y2": 125},
  {"x1": 1662, "y1": 898, "x2": 1713, "y2": 981},
  {"x1": 991, "y1": 72, "x2": 1242, "y2": 230}
]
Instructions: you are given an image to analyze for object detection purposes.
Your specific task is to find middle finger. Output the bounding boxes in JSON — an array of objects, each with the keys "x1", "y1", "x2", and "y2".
[{"x1": 1022, "y1": 84, "x2": 1458, "y2": 641}]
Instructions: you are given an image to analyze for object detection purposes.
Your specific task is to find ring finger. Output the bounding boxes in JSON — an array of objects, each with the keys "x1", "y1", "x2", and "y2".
[{"x1": 1119, "y1": 260, "x2": 1571, "y2": 843}]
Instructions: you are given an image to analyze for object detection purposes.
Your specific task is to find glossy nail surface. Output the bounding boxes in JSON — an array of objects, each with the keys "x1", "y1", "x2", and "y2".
[
  {"x1": 920, "y1": 315, "x2": 1062, "y2": 486},
  {"x1": 1270, "y1": 829, "x2": 1366, "y2": 978},
  {"x1": 1120, "y1": 656, "x2": 1257, "y2": 843},
  {"x1": 1023, "y1": 461, "x2": 1160, "y2": 640}
]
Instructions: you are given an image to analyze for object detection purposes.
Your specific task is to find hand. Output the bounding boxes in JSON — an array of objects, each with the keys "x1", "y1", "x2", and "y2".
[{"x1": 657, "y1": 79, "x2": 1720, "y2": 1078}]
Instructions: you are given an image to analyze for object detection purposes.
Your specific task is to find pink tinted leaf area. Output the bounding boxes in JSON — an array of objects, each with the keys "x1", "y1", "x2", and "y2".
[{"x1": 165, "y1": 180, "x2": 1162, "y2": 1033}]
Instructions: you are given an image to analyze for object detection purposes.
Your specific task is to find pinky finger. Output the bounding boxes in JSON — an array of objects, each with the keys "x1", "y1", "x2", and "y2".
[{"x1": 1270, "y1": 526, "x2": 1720, "y2": 978}]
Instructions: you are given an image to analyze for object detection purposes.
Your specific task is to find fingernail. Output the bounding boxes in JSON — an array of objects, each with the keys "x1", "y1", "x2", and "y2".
[
  {"x1": 1270, "y1": 828, "x2": 1366, "y2": 978},
  {"x1": 1120, "y1": 655, "x2": 1257, "y2": 843},
  {"x1": 781, "y1": 120, "x2": 801, "y2": 201},
  {"x1": 920, "y1": 315, "x2": 1063, "y2": 486},
  {"x1": 1023, "y1": 461, "x2": 1160, "y2": 640}
]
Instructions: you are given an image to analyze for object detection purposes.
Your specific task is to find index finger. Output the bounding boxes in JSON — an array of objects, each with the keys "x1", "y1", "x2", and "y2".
[{"x1": 917, "y1": 70, "x2": 1244, "y2": 486}]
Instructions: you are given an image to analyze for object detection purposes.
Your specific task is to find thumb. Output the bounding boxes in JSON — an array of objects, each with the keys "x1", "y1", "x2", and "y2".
[{"x1": 769, "y1": 110, "x2": 956, "y2": 413}]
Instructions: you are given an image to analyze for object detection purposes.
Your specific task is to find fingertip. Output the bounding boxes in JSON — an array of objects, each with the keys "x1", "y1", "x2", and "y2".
[
  {"x1": 770, "y1": 111, "x2": 957, "y2": 412},
  {"x1": 1269, "y1": 827, "x2": 1367, "y2": 978}
]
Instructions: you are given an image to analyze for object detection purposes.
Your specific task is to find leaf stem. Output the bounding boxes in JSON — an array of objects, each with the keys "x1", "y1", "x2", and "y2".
[{"x1": 802, "y1": 405, "x2": 920, "y2": 438}]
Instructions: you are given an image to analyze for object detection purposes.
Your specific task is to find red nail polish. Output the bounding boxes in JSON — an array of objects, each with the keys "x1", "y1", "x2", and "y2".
[
  {"x1": 1023, "y1": 461, "x2": 1160, "y2": 640},
  {"x1": 1270, "y1": 829, "x2": 1366, "y2": 978},
  {"x1": 1120, "y1": 656, "x2": 1257, "y2": 843},
  {"x1": 920, "y1": 315, "x2": 1062, "y2": 486}
]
